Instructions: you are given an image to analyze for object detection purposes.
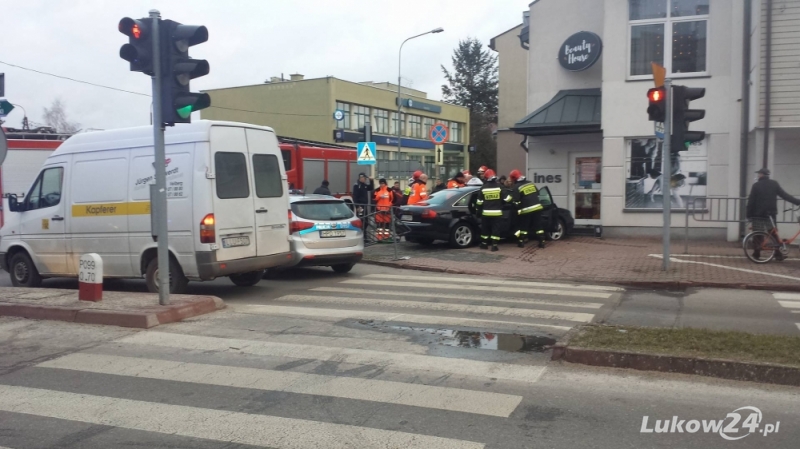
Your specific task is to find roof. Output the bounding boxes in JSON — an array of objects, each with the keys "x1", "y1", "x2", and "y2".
[
  {"x1": 489, "y1": 24, "x2": 524, "y2": 51},
  {"x1": 50, "y1": 120, "x2": 276, "y2": 157},
  {"x1": 289, "y1": 194, "x2": 344, "y2": 203},
  {"x1": 511, "y1": 89, "x2": 602, "y2": 136}
]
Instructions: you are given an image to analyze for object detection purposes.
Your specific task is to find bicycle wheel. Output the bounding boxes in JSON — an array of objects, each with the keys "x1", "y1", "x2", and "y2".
[{"x1": 743, "y1": 231, "x2": 778, "y2": 263}]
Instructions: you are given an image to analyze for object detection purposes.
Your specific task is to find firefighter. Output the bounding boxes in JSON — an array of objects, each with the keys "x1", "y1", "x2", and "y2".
[
  {"x1": 509, "y1": 169, "x2": 545, "y2": 248},
  {"x1": 476, "y1": 169, "x2": 505, "y2": 252},
  {"x1": 406, "y1": 171, "x2": 429, "y2": 205},
  {"x1": 373, "y1": 178, "x2": 395, "y2": 240}
]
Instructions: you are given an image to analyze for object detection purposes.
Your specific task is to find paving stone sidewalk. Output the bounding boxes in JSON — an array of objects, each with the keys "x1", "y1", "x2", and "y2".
[{"x1": 363, "y1": 236, "x2": 800, "y2": 290}]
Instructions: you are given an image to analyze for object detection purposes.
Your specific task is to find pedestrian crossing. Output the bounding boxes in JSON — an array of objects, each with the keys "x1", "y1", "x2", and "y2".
[
  {"x1": 0, "y1": 272, "x2": 620, "y2": 448},
  {"x1": 773, "y1": 292, "x2": 800, "y2": 331}
]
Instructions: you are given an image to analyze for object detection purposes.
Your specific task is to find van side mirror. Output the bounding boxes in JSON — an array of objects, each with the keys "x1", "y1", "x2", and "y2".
[{"x1": 7, "y1": 194, "x2": 21, "y2": 212}]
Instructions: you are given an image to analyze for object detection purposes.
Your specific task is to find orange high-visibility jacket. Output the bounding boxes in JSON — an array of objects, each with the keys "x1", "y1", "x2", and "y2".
[
  {"x1": 447, "y1": 180, "x2": 465, "y2": 189},
  {"x1": 374, "y1": 186, "x2": 394, "y2": 211},
  {"x1": 407, "y1": 182, "x2": 429, "y2": 205}
]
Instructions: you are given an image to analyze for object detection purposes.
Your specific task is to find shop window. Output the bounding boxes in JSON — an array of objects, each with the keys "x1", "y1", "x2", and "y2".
[
  {"x1": 629, "y1": 0, "x2": 708, "y2": 78},
  {"x1": 335, "y1": 101, "x2": 351, "y2": 130}
]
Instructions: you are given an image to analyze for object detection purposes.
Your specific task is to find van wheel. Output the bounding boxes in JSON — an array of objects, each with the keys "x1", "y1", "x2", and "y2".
[
  {"x1": 145, "y1": 257, "x2": 189, "y2": 294},
  {"x1": 9, "y1": 252, "x2": 42, "y2": 288},
  {"x1": 229, "y1": 271, "x2": 264, "y2": 287},
  {"x1": 331, "y1": 263, "x2": 354, "y2": 274}
]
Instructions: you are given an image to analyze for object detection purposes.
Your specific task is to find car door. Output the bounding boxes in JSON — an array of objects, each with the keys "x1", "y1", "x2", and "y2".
[
  {"x1": 19, "y1": 164, "x2": 68, "y2": 274},
  {"x1": 538, "y1": 186, "x2": 557, "y2": 232},
  {"x1": 246, "y1": 128, "x2": 290, "y2": 257}
]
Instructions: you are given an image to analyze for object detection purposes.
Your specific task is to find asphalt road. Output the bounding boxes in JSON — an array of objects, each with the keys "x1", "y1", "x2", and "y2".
[{"x1": 0, "y1": 264, "x2": 798, "y2": 448}]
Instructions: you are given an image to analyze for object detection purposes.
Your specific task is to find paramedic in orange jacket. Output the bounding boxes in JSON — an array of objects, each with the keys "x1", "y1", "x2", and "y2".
[
  {"x1": 447, "y1": 172, "x2": 466, "y2": 189},
  {"x1": 374, "y1": 178, "x2": 395, "y2": 239},
  {"x1": 406, "y1": 171, "x2": 429, "y2": 205}
]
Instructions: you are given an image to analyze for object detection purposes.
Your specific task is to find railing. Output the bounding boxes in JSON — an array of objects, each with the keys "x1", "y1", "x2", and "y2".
[
  {"x1": 352, "y1": 203, "x2": 411, "y2": 259},
  {"x1": 683, "y1": 196, "x2": 800, "y2": 253}
]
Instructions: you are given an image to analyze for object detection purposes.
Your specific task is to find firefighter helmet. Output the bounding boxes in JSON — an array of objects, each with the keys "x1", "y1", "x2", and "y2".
[
  {"x1": 484, "y1": 169, "x2": 497, "y2": 180},
  {"x1": 509, "y1": 169, "x2": 522, "y2": 180},
  {"x1": 412, "y1": 170, "x2": 422, "y2": 180}
]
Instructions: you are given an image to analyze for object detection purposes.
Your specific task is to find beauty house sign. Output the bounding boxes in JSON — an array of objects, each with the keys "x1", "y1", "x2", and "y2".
[{"x1": 558, "y1": 31, "x2": 603, "y2": 72}]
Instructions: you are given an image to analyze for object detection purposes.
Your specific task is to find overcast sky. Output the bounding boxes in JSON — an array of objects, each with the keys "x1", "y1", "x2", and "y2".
[{"x1": 0, "y1": 0, "x2": 525, "y2": 131}]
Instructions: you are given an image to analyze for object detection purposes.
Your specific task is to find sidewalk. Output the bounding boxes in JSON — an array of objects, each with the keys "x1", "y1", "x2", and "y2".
[
  {"x1": 0, "y1": 287, "x2": 224, "y2": 328},
  {"x1": 364, "y1": 237, "x2": 800, "y2": 291}
]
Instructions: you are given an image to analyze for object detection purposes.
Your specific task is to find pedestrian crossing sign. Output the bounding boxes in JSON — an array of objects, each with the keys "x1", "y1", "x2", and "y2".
[{"x1": 357, "y1": 142, "x2": 377, "y2": 165}]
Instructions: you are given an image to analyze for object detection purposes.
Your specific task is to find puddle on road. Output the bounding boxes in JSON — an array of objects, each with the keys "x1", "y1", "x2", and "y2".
[{"x1": 363, "y1": 322, "x2": 556, "y2": 353}]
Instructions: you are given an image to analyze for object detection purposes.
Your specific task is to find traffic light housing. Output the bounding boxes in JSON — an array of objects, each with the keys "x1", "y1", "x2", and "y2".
[
  {"x1": 358, "y1": 124, "x2": 372, "y2": 142},
  {"x1": 646, "y1": 87, "x2": 666, "y2": 122},
  {"x1": 159, "y1": 20, "x2": 211, "y2": 125},
  {"x1": 671, "y1": 85, "x2": 705, "y2": 153},
  {"x1": 119, "y1": 17, "x2": 154, "y2": 75}
]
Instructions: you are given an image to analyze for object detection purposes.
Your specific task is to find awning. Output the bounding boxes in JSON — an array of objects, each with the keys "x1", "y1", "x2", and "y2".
[{"x1": 511, "y1": 88, "x2": 601, "y2": 136}]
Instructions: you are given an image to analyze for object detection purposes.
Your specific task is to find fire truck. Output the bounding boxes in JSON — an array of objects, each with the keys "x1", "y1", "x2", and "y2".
[
  {"x1": 0, "y1": 127, "x2": 68, "y2": 227},
  {"x1": 278, "y1": 137, "x2": 358, "y2": 203}
]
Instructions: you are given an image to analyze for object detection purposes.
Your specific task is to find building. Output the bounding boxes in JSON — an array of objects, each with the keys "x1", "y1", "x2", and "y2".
[
  {"x1": 201, "y1": 75, "x2": 470, "y2": 182},
  {"x1": 492, "y1": 0, "x2": 800, "y2": 240}
]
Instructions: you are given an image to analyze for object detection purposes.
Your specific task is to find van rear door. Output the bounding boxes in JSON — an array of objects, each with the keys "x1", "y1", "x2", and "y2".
[
  {"x1": 245, "y1": 128, "x2": 290, "y2": 257},
  {"x1": 210, "y1": 127, "x2": 257, "y2": 261}
]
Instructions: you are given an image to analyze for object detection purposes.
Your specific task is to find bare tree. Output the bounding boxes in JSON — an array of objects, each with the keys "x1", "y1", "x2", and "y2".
[{"x1": 42, "y1": 99, "x2": 80, "y2": 134}]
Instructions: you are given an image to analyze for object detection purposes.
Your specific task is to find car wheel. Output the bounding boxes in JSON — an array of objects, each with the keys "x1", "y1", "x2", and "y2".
[
  {"x1": 145, "y1": 257, "x2": 189, "y2": 294},
  {"x1": 229, "y1": 271, "x2": 264, "y2": 287},
  {"x1": 449, "y1": 223, "x2": 475, "y2": 249},
  {"x1": 547, "y1": 219, "x2": 566, "y2": 241},
  {"x1": 9, "y1": 252, "x2": 42, "y2": 288},
  {"x1": 332, "y1": 263, "x2": 355, "y2": 274}
]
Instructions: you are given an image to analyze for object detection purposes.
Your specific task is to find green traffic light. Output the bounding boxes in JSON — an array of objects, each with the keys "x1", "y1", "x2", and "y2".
[{"x1": 176, "y1": 105, "x2": 193, "y2": 119}]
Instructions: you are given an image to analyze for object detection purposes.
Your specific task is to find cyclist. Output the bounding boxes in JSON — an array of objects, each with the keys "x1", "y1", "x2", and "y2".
[{"x1": 746, "y1": 168, "x2": 800, "y2": 260}]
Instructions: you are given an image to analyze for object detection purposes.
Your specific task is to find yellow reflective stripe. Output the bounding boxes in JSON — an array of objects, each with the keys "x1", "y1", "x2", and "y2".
[
  {"x1": 519, "y1": 204, "x2": 544, "y2": 214},
  {"x1": 482, "y1": 210, "x2": 502, "y2": 216},
  {"x1": 503, "y1": 195, "x2": 513, "y2": 202},
  {"x1": 72, "y1": 202, "x2": 151, "y2": 217}
]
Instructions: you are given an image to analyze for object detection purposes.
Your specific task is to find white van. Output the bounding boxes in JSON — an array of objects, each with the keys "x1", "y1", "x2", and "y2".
[{"x1": 0, "y1": 120, "x2": 292, "y2": 293}]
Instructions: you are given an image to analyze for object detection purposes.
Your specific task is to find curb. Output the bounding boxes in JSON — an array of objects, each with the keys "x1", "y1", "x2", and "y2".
[
  {"x1": 361, "y1": 259, "x2": 800, "y2": 292},
  {"x1": 551, "y1": 345, "x2": 800, "y2": 387},
  {"x1": 0, "y1": 296, "x2": 225, "y2": 329}
]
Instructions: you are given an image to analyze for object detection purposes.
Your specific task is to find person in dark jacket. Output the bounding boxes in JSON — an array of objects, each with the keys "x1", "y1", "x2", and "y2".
[
  {"x1": 313, "y1": 180, "x2": 331, "y2": 195},
  {"x1": 747, "y1": 168, "x2": 800, "y2": 260},
  {"x1": 352, "y1": 172, "x2": 375, "y2": 216},
  {"x1": 432, "y1": 178, "x2": 446, "y2": 193},
  {"x1": 476, "y1": 169, "x2": 505, "y2": 252},
  {"x1": 509, "y1": 169, "x2": 545, "y2": 248}
]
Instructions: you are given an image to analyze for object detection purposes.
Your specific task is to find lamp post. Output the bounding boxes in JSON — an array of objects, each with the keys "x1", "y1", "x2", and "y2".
[{"x1": 396, "y1": 27, "x2": 444, "y2": 162}]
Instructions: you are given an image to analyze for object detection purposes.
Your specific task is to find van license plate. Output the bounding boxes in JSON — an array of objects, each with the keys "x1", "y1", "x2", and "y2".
[
  {"x1": 222, "y1": 236, "x2": 250, "y2": 248},
  {"x1": 401, "y1": 214, "x2": 412, "y2": 221},
  {"x1": 320, "y1": 230, "x2": 346, "y2": 238}
]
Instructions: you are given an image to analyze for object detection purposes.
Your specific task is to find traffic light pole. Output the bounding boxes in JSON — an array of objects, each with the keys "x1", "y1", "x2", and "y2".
[
  {"x1": 662, "y1": 78, "x2": 672, "y2": 271},
  {"x1": 150, "y1": 9, "x2": 170, "y2": 304}
]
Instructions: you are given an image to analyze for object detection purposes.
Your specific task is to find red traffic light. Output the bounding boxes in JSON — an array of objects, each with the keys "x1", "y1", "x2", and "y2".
[
  {"x1": 131, "y1": 24, "x2": 142, "y2": 39},
  {"x1": 648, "y1": 87, "x2": 664, "y2": 102},
  {"x1": 118, "y1": 17, "x2": 147, "y2": 39},
  {"x1": 646, "y1": 87, "x2": 667, "y2": 122}
]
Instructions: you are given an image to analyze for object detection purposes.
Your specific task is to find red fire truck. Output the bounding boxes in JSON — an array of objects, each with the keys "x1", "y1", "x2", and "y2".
[{"x1": 278, "y1": 137, "x2": 358, "y2": 203}]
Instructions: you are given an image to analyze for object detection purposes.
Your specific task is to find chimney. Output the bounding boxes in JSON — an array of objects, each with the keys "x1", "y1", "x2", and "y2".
[{"x1": 290, "y1": 73, "x2": 304, "y2": 81}]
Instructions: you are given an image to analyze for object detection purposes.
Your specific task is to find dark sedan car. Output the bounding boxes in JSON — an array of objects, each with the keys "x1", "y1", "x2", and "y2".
[{"x1": 399, "y1": 186, "x2": 574, "y2": 248}]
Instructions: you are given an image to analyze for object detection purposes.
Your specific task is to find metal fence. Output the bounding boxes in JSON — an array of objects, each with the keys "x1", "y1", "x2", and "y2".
[
  {"x1": 683, "y1": 196, "x2": 800, "y2": 253},
  {"x1": 352, "y1": 203, "x2": 411, "y2": 259}
]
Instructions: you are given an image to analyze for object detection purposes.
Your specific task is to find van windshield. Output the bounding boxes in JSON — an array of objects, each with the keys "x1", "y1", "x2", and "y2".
[{"x1": 292, "y1": 201, "x2": 354, "y2": 221}]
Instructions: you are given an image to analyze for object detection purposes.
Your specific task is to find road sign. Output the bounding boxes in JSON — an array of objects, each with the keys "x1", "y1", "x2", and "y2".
[
  {"x1": 654, "y1": 121, "x2": 665, "y2": 140},
  {"x1": 333, "y1": 109, "x2": 345, "y2": 121},
  {"x1": 435, "y1": 144, "x2": 444, "y2": 165},
  {"x1": 0, "y1": 99, "x2": 14, "y2": 118},
  {"x1": 357, "y1": 142, "x2": 376, "y2": 165},
  {"x1": 651, "y1": 62, "x2": 666, "y2": 88},
  {"x1": 429, "y1": 122, "x2": 449, "y2": 144}
]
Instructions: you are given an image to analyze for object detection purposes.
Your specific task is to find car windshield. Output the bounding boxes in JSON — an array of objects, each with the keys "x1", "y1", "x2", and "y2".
[
  {"x1": 420, "y1": 190, "x2": 465, "y2": 206},
  {"x1": 291, "y1": 201, "x2": 354, "y2": 221}
]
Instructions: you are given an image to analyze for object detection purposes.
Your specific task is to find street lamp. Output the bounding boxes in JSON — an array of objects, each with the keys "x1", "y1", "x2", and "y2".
[{"x1": 396, "y1": 27, "x2": 444, "y2": 163}]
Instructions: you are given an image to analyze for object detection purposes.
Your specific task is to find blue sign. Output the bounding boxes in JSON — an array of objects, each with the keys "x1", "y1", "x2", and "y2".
[
  {"x1": 333, "y1": 109, "x2": 345, "y2": 121},
  {"x1": 396, "y1": 98, "x2": 442, "y2": 114},
  {"x1": 430, "y1": 123, "x2": 449, "y2": 144},
  {"x1": 654, "y1": 121, "x2": 665, "y2": 140},
  {"x1": 356, "y1": 142, "x2": 376, "y2": 165}
]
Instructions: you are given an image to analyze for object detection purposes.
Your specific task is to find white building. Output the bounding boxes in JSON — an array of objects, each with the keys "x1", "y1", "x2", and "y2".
[{"x1": 494, "y1": 0, "x2": 800, "y2": 240}]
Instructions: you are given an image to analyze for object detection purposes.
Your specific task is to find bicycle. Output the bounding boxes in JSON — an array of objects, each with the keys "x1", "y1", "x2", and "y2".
[{"x1": 742, "y1": 206, "x2": 800, "y2": 263}]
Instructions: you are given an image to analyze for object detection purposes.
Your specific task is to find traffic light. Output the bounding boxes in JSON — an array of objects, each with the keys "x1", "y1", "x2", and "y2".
[
  {"x1": 159, "y1": 20, "x2": 210, "y2": 125},
  {"x1": 646, "y1": 87, "x2": 666, "y2": 122},
  {"x1": 119, "y1": 17, "x2": 154, "y2": 75},
  {"x1": 358, "y1": 123, "x2": 372, "y2": 142},
  {"x1": 671, "y1": 85, "x2": 705, "y2": 152}
]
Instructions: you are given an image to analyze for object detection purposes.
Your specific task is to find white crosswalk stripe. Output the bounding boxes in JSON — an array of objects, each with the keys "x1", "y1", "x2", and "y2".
[
  {"x1": 362, "y1": 273, "x2": 624, "y2": 292},
  {"x1": 772, "y1": 292, "x2": 800, "y2": 332},
  {"x1": 342, "y1": 279, "x2": 616, "y2": 298},
  {"x1": 0, "y1": 385, "x2": 484, "y2": 449}
]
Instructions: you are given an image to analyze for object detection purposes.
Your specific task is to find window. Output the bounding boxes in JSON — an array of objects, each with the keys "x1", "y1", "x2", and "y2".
[
  {"x1": 291, "y1": 200, "x2": 354, "y2": 221},
  {"x1": 280, "y1": 149, "x2": 292, "y2": 171},
  {"x1": 422, "y1": 117, "x2": 435, "y2": 139},
  {"x1": 390, "y1": 112, "x2": 406, "y2": 136},
  {"x1": 450, "y1": 122, "x2": 462, "y2": 143},
  {"x1": 335, "y1": 101, "x2": 351, "y2": 130},
  {"x1": 374, "y1": 109, "x2": 389, "y2": 134},
  {"x1": 408, "y1": 115, "x2": 422, "y2": 138},
  {"x1": 629, "y1": 0, "x2": 708, "y2": 77},
  {"x1": 215, "y1": 152, "x2": 250, "y2": 199},
  {"x1": 353, "y1": 105, "x2": 370, "y2": 130},
  {"x1": 25, "y1": 167, "x2": 63, "y2": 210},
  {"x1": 538, "y1": 187, "x2": 552, "y2": 207},
  {"x1": 252, "y1": 154, "x2": 283, "y2": 198},
  {"x1": 453, "y1": 192, "x2": 474, "y2": 207}
]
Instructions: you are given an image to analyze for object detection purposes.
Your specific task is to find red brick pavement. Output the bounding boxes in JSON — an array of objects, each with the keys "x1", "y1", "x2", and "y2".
[{"x1": 363, "y1": 237, "x2": 800, "y2": 291}]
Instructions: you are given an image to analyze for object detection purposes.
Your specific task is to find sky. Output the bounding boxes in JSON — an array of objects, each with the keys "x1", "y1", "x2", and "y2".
[{"x1": 0, "y1": 0, "x2": 526, "y2": 131}]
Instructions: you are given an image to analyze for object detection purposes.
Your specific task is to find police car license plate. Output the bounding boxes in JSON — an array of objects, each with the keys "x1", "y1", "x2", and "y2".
[
  {"x1": 401, "y1": 214, "x2": 412, "y2": 221},
  {"x1": 222, "y1": 236, "x2": 250, "y2": 248},
  {"x1": 320, "y1": 230, "x2": 346, "y2": 238}
]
